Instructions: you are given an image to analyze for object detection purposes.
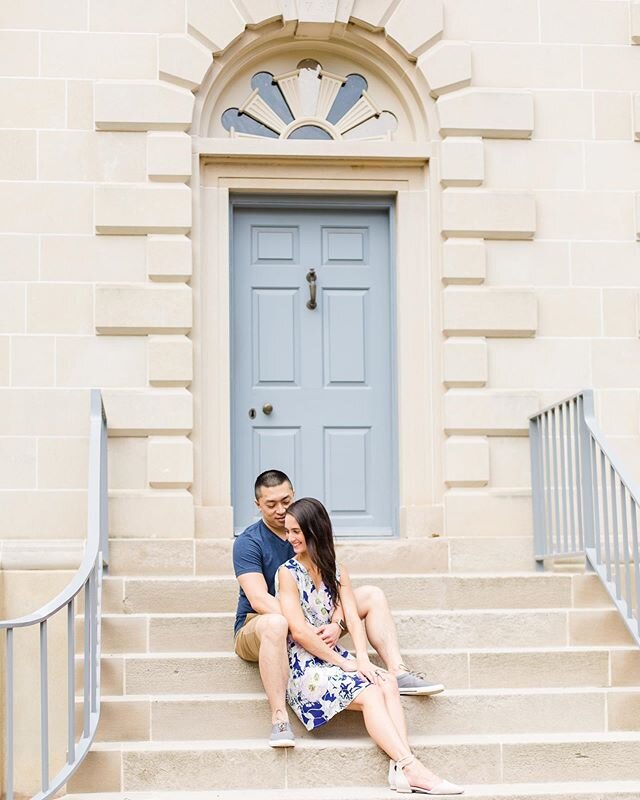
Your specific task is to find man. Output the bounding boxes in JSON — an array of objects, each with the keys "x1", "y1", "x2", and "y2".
[{"x1": 232, "y1": 469, "x2": 445, "y2": 747}]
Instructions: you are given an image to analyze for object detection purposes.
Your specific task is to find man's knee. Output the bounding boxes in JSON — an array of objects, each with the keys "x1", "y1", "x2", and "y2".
[
  {"x1": 258, "y1": 612, "x2": 289, "y2": 642},
  {"x1": 354, "y1": 584, "x2": 388, "y2": 616}
]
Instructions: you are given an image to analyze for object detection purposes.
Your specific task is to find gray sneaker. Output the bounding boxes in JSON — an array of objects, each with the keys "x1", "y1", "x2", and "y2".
[
  {"x1": 269, "y1": 720, "x2": 295, "y2": 747},
  {"x1": 397, "y1": 665, "x2": 445, "y2": 696}
]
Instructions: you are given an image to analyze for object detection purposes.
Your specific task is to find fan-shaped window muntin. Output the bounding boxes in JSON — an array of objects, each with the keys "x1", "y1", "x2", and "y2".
[{"x1": 221, "y1": 60, "x2": 398, "y2": 142}]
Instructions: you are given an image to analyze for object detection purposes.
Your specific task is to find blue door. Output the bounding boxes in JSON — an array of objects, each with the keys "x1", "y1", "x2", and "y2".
[{"x1": 231, "y1": 202, "x2": 395, "y2": 536}]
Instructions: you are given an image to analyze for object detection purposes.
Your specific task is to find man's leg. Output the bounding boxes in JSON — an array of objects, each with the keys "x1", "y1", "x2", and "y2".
[
  {"x1": 352, "y1": 585, "x2": 444, "y2": 696},
  {"x1": 234, "y1": 612, "x2": 295, "y2": 744},
  {"x1": 254, "y1": 613, "x2": 291, "y2": 723},
  {"x1": 352, "y1": 585, "x2": 403, "y2": 673}
]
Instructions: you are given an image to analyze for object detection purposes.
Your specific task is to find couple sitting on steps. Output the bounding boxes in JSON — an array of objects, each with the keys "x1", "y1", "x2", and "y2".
[{"x1": 232, "y1": 469, "x2": 464, "y2": 795}]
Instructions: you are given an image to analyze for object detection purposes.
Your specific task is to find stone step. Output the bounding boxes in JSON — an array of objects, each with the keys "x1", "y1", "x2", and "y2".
[
  {"x1": 60, "y1": 783, "x2": 640, "y2": 800},
  {"x1": 106, "y1": 536, "x2": 537, "y2": 577},
  {"x1": 89, "y1": 606, "x2": 634, "y2": 656},
  {"x1": 83, "y1": 645, "x2": 640, "y2": 696},
  {"x1": 98, "y1": 572, "x2": 610, "y2": 615},
  {"x1": 86, "y1": 687, "x2": 640, "y2": 742},
  {"x1": 67, "y1": 733, "x2": 640, "y2": 792}
]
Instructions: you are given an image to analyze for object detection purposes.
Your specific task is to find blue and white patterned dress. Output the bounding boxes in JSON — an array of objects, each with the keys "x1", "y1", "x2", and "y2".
[{"x1": 275, "y1": 558, "x2": 370, "y2": 731}]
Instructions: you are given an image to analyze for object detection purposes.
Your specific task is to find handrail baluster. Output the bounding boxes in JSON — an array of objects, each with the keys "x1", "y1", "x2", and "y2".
[
  {"x1": 601, "y1": 451, "x2": 612, "y2": 583},
  {"x1": 543, "y1": 412, "x2": 553, "y2": 555},
  {"x1": 83, "y1": 579, "x2": 91, "y2": 737},
  {"x1": 67, "y1": 599, "x2": 75, "y2": 766},
  {"x1": 590, "y1": 436, "x2": 601, "y2": 562},
  {"x1": 6, "y1": 626, "x2": 14, "y2": 800},
  {"x1": 566, "y1": 401, "x2": 577, "y2": 553},
  {"x1": 558, "y1": 402, "x2": 569, "y2": 553},
  {"x1": 610, "y1": 465, "x2": 621, "y2": 600},
  {"x1": 620, "y1": 482, "x2": 632, "y2": 617},
  {"x1": 40, "y1": 620, "x2": 49, "y2": 793},
  {"x1": 631, "y1": 501, "x2": 640, "y2": 630}
]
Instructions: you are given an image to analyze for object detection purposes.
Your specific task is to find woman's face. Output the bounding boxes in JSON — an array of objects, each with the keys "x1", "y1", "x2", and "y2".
[{"x1": 285, "y1": 513, "x2": 307, "y2": 556}]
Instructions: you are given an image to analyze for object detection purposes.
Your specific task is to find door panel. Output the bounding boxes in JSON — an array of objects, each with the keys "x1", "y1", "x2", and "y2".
[
  {"x1": 252, "y1": 289, "x2": 299, "y2": 384},
  {"x1": 324, "y1": 427, "x2": 369, "y2": 512},
  {"x1": 252, "y1": 226, "x2": 299, "y2": 262},
  {"x1": 253, "y1": 427, "x2": 301, "y2": 484},
  {"x1": 322, "y1": 227, "x2": 368, "y2": 263},
  {"x1": 232, "y1": 203, "x2": 394, "y2": 536},
  {"x1": 323, "y1": 289, "x2": 367, "y2": 385}
]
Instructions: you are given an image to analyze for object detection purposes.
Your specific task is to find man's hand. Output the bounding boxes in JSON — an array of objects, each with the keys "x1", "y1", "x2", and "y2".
[{"x1": 315, "y1": 621, "x2": 341, "y2": 647}]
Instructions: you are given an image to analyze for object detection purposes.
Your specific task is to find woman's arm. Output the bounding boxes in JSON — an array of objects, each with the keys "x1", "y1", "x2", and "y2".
[{"x1": 277, "y1": 566, "x2": 351, "y2": 669}]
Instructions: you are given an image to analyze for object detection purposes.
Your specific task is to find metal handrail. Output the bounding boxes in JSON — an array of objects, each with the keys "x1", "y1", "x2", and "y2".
[
  {"x1": 0, "y1": 389, "x2": 109, "y2": 800},
  {"x1": 530, "y1": 389, "x2": 640, "y2": 647}
]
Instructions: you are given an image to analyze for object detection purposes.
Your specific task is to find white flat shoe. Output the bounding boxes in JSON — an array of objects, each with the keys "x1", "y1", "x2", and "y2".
[
  {"x1": 418, "y1": 780, "x2": 464, "y2": 796},
  {"x1": 394, "y1": 755, "x2": 464, "y2": 795}
]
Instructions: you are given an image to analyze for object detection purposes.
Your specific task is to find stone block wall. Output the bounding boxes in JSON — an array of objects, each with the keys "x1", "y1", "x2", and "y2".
[
  {"x1": 0, "y1": 1, "x2": 196, "y2": 553},
  {"x1": 435, "y1": 0, "x2": 640, "y2": 536}
]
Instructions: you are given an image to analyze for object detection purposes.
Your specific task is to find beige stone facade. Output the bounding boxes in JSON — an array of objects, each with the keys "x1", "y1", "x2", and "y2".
[
  {"x1": 2, "y1": 0, "x2": 640, "y2": 797},
  {"x1": 1, "y1": 0, "x2": 640, "y2": 555}
]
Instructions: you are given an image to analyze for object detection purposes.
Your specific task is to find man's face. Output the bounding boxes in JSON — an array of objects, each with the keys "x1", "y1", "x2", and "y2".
[{"x1": 255, "y1": 481, "x2": 294, "y2": 533}]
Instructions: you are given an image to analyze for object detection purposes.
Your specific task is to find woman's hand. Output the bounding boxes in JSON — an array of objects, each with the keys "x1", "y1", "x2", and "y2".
[
  {"x1": 340, "y1": 657, "x2": 358, "y2": 672},
  {"x1": 356, "y1": 656, "x2": 383, "y2": 684}
]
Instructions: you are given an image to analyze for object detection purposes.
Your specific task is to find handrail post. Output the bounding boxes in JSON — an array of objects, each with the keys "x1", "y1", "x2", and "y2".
[
  {"x1": 99, "y1": 396, "x2": 109, "y2": 570},
  {"x1": 579, "y1": 391, "x2": 596, "y2": 555},
  {"x1": 529, "y1": 416, "x2": 545, "y2": 570},
  {"x1": 89, "y1": 390, "x2": 109, "y2": 571}
]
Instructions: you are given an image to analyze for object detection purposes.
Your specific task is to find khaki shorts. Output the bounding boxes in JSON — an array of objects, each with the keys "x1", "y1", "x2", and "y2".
[{"x1": 234, "y1": 613, "x2": 261, "y2": 661}]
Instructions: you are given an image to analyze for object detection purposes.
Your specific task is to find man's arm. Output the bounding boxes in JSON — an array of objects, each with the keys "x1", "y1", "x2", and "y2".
[{"x1": 237, "y1": 572, "x2": 283, "y2": 616}]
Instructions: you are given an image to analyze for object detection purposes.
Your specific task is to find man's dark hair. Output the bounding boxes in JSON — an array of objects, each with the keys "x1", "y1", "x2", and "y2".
[{"x1": 254, "y1": 469, "x2": 293, "y2": 499}]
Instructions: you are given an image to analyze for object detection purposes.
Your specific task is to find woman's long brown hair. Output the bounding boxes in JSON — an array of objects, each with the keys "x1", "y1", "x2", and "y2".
[{"x1": 286, "y1": 497, "x2": 340, "y2": 605}]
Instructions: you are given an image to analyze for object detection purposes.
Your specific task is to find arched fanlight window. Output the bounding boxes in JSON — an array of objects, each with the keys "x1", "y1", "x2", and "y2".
[{"x1": 221, "y1": 59, "x2": 398, "y2": 141}]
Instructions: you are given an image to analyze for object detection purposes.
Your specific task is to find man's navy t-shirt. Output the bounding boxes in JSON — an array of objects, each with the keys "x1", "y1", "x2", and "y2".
[{"x1": 232, "y1": 519, "x2": 293, "y2": 636}]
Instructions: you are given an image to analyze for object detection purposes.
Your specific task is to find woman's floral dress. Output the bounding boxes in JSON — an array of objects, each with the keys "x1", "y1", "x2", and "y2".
[{"x1": 275, "y1": 558, "x2": 370, "y2": 731}]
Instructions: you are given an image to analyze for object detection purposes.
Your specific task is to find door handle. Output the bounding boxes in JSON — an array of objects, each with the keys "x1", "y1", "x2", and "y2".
[
  {"x1": 306, "y1": 268, "x2": 317, "y2": 310},
  {"x1": 262, "y1": 403, "x2": 274, "y2": 415}
]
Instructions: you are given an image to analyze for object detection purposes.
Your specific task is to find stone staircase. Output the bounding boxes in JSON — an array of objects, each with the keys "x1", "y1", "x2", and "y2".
[{"x1": 63, "y1": 536, "x2": 640, "y2": 799}]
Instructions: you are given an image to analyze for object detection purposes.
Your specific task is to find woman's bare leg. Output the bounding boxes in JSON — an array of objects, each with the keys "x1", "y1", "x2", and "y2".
[
  {"x1": 377, "y1": 673, "x2": 409, "y2": 746},
  {"x1": 348, "y1": 682, "x2": 444, "y2": 791},
  {"x1": 346, "y1": 684, "x2": 410, "y2": 762}
]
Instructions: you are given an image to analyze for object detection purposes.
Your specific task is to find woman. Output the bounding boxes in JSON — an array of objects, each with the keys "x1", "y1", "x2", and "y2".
[{"x1": 275, "y1": 497, "x2": 464, "y2": 795}]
